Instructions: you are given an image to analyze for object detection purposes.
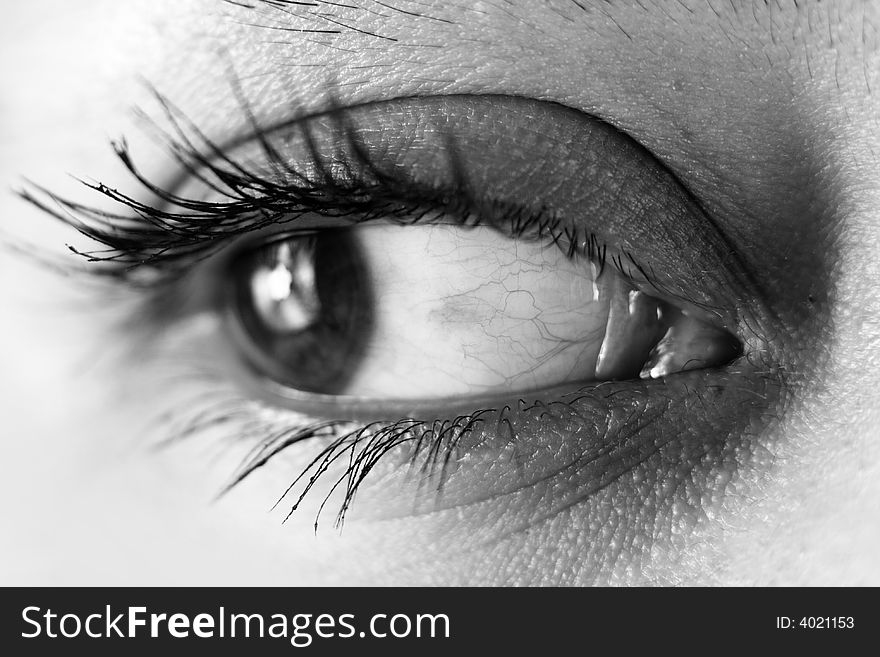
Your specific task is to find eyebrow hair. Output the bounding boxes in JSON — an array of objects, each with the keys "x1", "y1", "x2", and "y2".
[
  {"x1": 220, "y1": 0, "x2": 442, "y2": 42},
  {"x1": 220, "y1": 0, "x2": 618, "y2": 47},
  {"x1": 221, "y1": 0, "x2": 452, "y2": 21},
  {"x1": 222, "y1": 0, "x2": 820, "y2": 21},
  {"x1": 221, "y1": 0, "x2": 848, "y2": 64},
  {"x1": 221, "y1": 0, "x2": 626, "y2": 26},
  {"x1": 220, "y1": 0, "x2": 799, "y2": 37}
]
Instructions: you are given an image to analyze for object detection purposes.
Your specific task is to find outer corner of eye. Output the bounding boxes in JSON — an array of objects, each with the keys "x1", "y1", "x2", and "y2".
[{"x1": 217, "y1": 219, "x2": 742, "y2": 412}]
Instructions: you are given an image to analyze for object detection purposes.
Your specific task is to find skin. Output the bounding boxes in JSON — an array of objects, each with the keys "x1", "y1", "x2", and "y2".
[{"x1": 1, "y1": 0, "x2": 878, "y2": 585}]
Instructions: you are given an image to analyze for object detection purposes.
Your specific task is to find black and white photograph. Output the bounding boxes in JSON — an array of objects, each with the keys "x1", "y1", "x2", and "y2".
[{"x1": 2, "y1": 0, "x2": 877, "y2": 617}]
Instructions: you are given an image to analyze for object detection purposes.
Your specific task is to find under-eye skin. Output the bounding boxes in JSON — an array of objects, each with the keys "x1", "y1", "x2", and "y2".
[{"x1": 22, "y1": 93, "x2": 785, "y2": 534}]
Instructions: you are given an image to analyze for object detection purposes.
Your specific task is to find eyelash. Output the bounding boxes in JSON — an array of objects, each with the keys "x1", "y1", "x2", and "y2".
[
  {"x1": 226, "y1": 410, "x2": 498, "y2": 530},
  {"x1": 20, "y1": 91, "x2": 620, "y2": 285},
  {"x1": 18, "y1": 90, "x2": 668, "y2": 528}
]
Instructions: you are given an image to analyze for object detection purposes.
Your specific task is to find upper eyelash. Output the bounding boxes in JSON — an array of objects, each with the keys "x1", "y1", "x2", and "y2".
[{"x1": 17, "y1": 91, "x2": 616, "y2": 286}]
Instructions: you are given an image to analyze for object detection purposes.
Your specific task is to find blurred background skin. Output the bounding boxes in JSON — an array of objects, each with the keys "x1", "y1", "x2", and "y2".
[{"x1": 1, "y1": 0, "x2": 879, "y2": 585}]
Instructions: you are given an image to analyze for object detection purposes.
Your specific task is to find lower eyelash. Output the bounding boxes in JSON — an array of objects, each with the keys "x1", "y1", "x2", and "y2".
[
  {"x1": 154, "y1": 379, "x2": 498, "y2": 530},
  {"x1": 271, "y1": 412, "x2": 498, "y2": 529},
  {"x1": 137, "y1": 329, "x2": 499, "y2": 530}
]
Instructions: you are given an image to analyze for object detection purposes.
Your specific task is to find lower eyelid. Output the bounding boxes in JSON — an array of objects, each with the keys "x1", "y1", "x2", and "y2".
[
  {"x1": 140, "y1": 306, "x2": 783, "y2": 533},
  {"x1": 386, "y1": 365, "x2": 780, "y2": 515},
  {"x1": 96, "y1": 208, "x2": 787, "y2": 553}
]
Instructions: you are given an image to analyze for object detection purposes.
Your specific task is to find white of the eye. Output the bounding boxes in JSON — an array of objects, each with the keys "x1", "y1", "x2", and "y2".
[{"x1": 340, "y1": 223, "x2": 609, "y2": 398}]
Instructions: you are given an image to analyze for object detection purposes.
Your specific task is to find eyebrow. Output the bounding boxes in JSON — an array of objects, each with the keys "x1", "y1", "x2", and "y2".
[
  {"x1": 223, "y1": 0, "x2": 813, "y2": 25},
  {"x1": 221, "y1": 0, "x2": 454, "y2": 20},
  {"x1": 219, "y1": 0, "x2": 759, "y2": 41},
  {"x1": 218, "y1": 0, "x2": 605, "y2": 46},
  {"x1": 218, "y1": 0, "x2": 841, "y2": 71}
]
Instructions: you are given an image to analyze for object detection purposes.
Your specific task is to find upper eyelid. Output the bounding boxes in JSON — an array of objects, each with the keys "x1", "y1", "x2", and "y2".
[
  {"x1": 321, "y1": 96, "x2": 760, "y2": 312},
  {"x1": 19, "y1": 90, "x2": 768, "y2": 342}
]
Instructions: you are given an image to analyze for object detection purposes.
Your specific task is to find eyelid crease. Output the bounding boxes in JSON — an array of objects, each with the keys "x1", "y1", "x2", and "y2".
[
  {"x1": 296, "y1": 95, "x2": 759, "y2": 327},
  {"x1": 211, "y1": 89, "x2": 768, "y2": 309},
  {"x1": 19, "y1": 91, "x2": 758, "y2": 332}
]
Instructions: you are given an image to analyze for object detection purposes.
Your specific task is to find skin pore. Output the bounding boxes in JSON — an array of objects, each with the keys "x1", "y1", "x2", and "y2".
[{"x1": 1, "y1": 0, "x2": 879, "y2": 585}]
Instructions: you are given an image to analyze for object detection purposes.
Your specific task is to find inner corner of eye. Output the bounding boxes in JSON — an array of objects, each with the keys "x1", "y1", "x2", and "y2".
[{"x1": 221, "y1": 221, "x2": 741, "y2": 402}]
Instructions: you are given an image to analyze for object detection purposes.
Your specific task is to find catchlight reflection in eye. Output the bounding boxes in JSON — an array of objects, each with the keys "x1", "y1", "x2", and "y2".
[{"x1": 227, "y1": 223, "x2": 740, "y2": 400}]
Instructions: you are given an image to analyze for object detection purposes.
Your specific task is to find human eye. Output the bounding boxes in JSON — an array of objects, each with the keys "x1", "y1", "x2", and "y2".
[
  {"x1": 203, "y1": 97, "x2": 741, "y2": 409},
  {"x1": 22, "y1": 88, "x2": 776, "y2": 552}
]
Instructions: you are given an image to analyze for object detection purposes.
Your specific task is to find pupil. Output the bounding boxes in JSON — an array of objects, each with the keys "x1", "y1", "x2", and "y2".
[{"x1": 231, "y1": 231, "x2": 373, "y2": 395}]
